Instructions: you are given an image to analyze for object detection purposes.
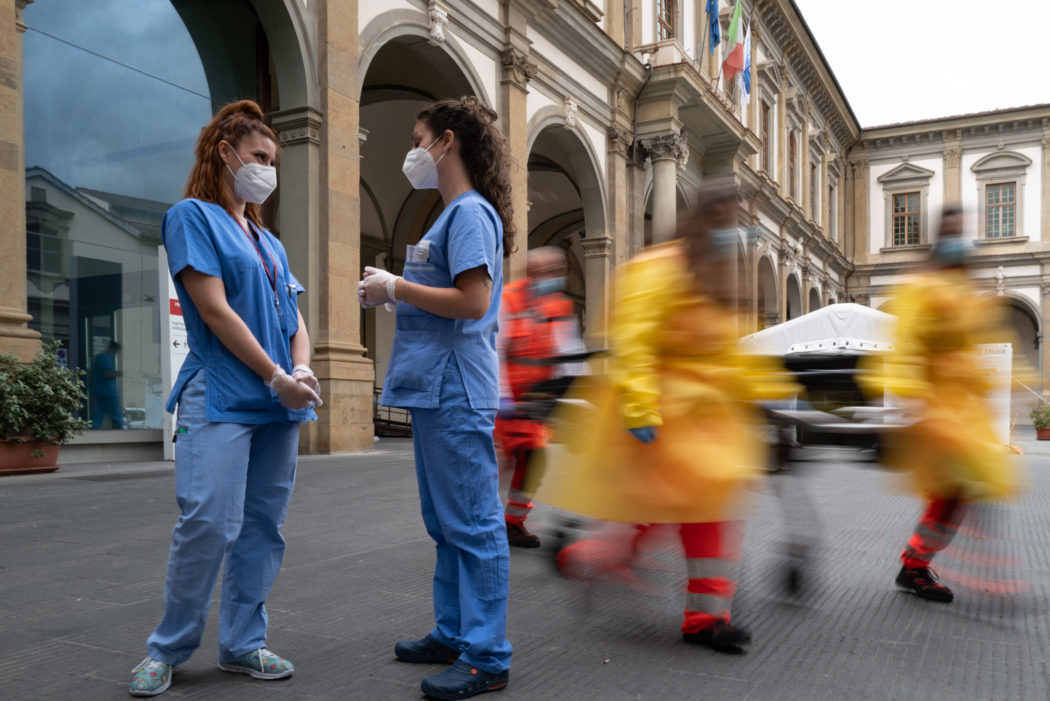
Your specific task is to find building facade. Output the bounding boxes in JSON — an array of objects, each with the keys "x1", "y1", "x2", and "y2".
[{"x1": 0, "y1": 0, "x2": 1045, "y2": 461}]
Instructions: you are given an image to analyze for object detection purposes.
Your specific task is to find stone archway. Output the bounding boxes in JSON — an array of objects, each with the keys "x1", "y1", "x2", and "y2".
[
  {"x1": 357, "y1": 32, "x2": 485, "y2": 387},
  {"x1": 786, "y1": 274, "x2": 802, "y2": 321},
  {"x1": 809, "y1": 287, "x2": 821, "y2": 313},
  {"x1": 756, "y1": 255, "x2": 778, "y2": 328},
  {"x1": 526, "y1": 119, "x2": 607, "y2": 334}
]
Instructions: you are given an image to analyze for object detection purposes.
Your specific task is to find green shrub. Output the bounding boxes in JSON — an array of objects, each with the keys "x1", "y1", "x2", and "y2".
[
  {"x1": 0, "y1": 340, "x2": 89, "y2": 445},
  {"x1": 1030, "y1": 396, "x2": 1050, "y2": 430}
]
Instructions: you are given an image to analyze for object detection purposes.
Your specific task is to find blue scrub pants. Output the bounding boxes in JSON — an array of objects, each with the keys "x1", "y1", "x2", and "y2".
[
  {"x1": 146, "y1": 373, "x2": 299, "y2": 665},
  {"x1": 92, "y1": 395, "x2": 124, "y2": 429},
  {"x1": 409, "y1": 357, "x2": 513, "y2": 674}
]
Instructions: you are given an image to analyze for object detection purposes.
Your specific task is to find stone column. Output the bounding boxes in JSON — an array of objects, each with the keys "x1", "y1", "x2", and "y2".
[
  {"x1": 943, "y1": 130, "x2": 962, "y2": 206},
  {"x1": 499, "y1": 46, "x2": 535, "y2": 281},
  {"x1": 607, "y1": 126, "x2": 633, "y2": 267},
  {"x1": 581, "y1": 235, "x2": 612, "y2": 347},
  {"x1": 778, "y1": 245, "x2": 789, "y2": 323},
  {"x1": 800, "y1": 119, "x2": 810, "y2": 214},
  {"x1": 1041, "y1": 122, "x2": 1050, "y2": 242},
  {"x1": 776, "y1": 87, "x2": 787, "y2": 197},
  {"x1": 820, "y1": 148, "x2": 829, "y2": 233},
  {"x1": 309, "y1": 0, "x2": 374, "y2": 453},
  {"x1": 644, "y1": 134, "x2": 686, "y2": 243},
  {"x1": 849, "y1": 155, "x2": 869, "y2": 262},
  {"x1": 0, "y1": 1, "x2": 41, "y2": 360}
]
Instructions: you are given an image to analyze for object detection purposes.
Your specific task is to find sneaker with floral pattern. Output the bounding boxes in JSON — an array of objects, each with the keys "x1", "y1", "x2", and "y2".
[
  {"x1": 217, "y1": 648, "x2": 294, "y2": 680},
  {"x1": 129, "y1": 656, "x2": 172, "y2": 696}
]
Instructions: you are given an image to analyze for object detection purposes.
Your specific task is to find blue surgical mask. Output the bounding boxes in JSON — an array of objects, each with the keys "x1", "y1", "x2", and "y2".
[
  {"x1": 932, "y1": 236, "x2": 972, "y2": 268},
  {"x1": 708, "y1": 228, "x2": 739, "y2": 259},
  {"x1": 531, "y1": 276, "x2": 566, "y2": 297}
]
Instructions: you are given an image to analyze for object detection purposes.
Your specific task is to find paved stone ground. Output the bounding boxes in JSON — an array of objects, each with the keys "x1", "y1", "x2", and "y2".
[{"x1": 1, "y1": 435, "x2": 1048, "y2": 700}]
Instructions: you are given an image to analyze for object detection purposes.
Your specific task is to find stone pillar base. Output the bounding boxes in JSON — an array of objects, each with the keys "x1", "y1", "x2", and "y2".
[
  {"x1": 302, "y1": 348, "x2": 376, "y2": 454},
  {"x1": 0, "y1": 308, "x2": 41, "y2": 361}
]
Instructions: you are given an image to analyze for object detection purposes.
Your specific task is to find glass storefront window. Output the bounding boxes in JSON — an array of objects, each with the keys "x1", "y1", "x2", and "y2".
[{"x1": 23, "y1": 0, "x2": 212, "y2": 431}]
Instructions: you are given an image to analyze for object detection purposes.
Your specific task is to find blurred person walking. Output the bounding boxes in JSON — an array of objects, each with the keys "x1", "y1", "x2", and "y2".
[
  {"x1": 537, "y1": 183, "x2": 792, "y2": 654},
  {"x1": 129, "y1": 100, "x2": 321, "y2": 696},
  {"x1": 862, "y1": 206, "x2": 1020, "y2": 603},
  {"x1": 495, "y1": 246, "x2": 585, "y2": 548},
  {"x1": 357, "y1": 96, "x2": 513, "y2": 700}
]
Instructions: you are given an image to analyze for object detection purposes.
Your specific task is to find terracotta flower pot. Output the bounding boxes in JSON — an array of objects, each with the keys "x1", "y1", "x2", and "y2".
[
  {"x1": 1036, "y1": 427, "x2": 1050, "y2": 441},
  {"x1": 0, "y1": 440, "x2": 60, "y2": 475}
]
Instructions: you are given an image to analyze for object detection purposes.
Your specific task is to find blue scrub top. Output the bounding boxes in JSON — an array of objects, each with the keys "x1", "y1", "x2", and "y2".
[
  {"x1": 381, "y1": 190, "x2": 503, "y2": 410},
  {"x1": 163, "y1": 198, "x2": 316, "y2": 424}
]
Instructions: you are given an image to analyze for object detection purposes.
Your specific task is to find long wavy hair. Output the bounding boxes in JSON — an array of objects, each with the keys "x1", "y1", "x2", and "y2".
[
  {"x1": 417, "y1": 96, "x2": 516, "y2": 257},
  {"x1": 185, "y1": 100, "x2": 280, "y2": 228}
]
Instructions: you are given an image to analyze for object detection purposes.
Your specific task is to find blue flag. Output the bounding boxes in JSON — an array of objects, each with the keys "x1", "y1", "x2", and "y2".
[{"x1": 707, "y1": 0, "x2": 720, "y2": 55}]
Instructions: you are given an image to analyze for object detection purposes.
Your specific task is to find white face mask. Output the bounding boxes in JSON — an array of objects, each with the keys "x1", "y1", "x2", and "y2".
[
  {"x1": 224, "y1": 145, "x2": 277, "y2": 204},
  {"x1": 402, "y1": 137, "x2": 446, "y2": 190}
]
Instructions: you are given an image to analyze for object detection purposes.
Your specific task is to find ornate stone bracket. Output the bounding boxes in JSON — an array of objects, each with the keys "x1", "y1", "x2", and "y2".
[
  {"x1": 606, "y1": 126, "x2": 633, "y2": 158},
  {"x1": 995, "y1": 265, "x2": 1006, "y2": 296},
  {"x1": 428, "y1": 2, "x2": 449, "y2": 44},
  {"x1": 563, "y1": 96, "x2": 578, "y2": 130},
  {"x1": 500, "y1": 48, "x2": 537, "y2": 89}
]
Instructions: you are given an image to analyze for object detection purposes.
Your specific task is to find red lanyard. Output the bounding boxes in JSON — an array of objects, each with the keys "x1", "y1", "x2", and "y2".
[{"x1": 238, "y1": 219, "x2": 279, "y2": 304}]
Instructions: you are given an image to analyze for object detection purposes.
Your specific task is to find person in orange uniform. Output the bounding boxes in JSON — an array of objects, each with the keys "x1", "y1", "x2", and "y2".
[
  {"x1": 861, "y1": 206, "x2": 1020, "y2": 603},
  {"x1": 495, "y1": 246, "x2": 584, "y2": 548},
  {"x1": 536, "y1": 184, "x2": 793, "y2": 653}
]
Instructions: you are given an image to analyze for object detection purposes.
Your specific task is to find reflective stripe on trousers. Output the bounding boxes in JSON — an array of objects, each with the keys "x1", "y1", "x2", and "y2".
[
  {"x1": 681, "y1": 521, "x2": 743, "y2": 633},
  {"x1": 902, "y1": 497, "x2": 963, "y2": 568}
]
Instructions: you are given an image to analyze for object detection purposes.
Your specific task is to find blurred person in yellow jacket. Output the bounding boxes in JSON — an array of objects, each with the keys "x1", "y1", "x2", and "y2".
[
  {"x1": 536, "y1": 183, "x2": 793, "y2": 654},
  {"x1": 862, "y1": 206, "x2": 1019, "y2": 603}
]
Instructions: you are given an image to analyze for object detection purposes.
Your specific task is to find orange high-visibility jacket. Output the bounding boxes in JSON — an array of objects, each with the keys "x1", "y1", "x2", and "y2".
[{"x1": 499, "y1": 278, "x2": 576, "y2": 401}]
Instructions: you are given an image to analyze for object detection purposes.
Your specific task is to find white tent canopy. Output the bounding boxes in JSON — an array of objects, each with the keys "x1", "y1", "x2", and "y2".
[{"x1": 741, "y1": 303, "x2": 896, "y2": 355}]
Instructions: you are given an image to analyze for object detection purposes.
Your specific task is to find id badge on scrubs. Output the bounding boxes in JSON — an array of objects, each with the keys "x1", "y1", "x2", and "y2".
[{"x1": 407, "y1": 240, "x2": 431, "y2": 264}]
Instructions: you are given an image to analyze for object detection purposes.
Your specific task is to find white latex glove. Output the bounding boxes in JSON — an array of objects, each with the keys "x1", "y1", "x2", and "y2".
[
  {"x1": 270, "y1": 366, "x2": 322, "y2": 409},
  {"x1": 292, "y1": 364, "x2": 322, "y2": 400},
  {"x1": 358, "y1": 266, "x2": 401, "y2": 309}
]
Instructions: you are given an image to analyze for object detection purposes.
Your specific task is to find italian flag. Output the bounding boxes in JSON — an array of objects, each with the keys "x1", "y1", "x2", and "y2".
[{"x1": 722, "y1": 2, "x2": 745, "y2": 83}]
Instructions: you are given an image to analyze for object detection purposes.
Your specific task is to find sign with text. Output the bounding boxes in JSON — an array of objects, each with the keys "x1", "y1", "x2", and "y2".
[{"x1": 158, "y1": 246, "x2": 189, "y2": 460}]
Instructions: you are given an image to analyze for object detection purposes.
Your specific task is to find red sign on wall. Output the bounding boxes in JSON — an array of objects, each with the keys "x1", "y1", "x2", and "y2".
[{"x1": 169, "y1": 298, "x2": 182, "y2": 316}]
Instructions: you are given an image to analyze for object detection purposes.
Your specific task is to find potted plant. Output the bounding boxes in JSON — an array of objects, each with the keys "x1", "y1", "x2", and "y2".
[
  {"x1": 1030, "y1": 396, "x2": 1050, "y2": 440},
  {"x1": 0, "y1": 340, "x2": 89, "y2": 474}
]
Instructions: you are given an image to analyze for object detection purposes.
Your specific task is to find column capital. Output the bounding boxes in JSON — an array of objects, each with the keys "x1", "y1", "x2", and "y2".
[
  {"x1": 642, "y1": 133, "x2": 687, "y2": 164},
  {"x1": 270, "y1": 106, "x2": 323, "y2": 146},
  {"x1": 15, "y1": 0, "x2": 34, "y2": 33},
  {"x1": 943, "y1": 146, "x2": 961, "y2": 169},
  {"x1": 606, "y1": 126, "x2": 633, "y2": 158},
  {"x1": 581, "y1": 236, "x2": 613, "y2": 259},
  {"x1": 500, "y1": 48, "x2": 537, "y2": 90}
]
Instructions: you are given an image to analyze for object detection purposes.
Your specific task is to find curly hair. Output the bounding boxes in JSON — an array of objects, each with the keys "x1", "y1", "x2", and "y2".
[
  {"x1": 184, "y1": 100, "x2": 280, "y2": 228},
  {"x1": 417, "y1": 97, "x2": 516, "y2": 257}
]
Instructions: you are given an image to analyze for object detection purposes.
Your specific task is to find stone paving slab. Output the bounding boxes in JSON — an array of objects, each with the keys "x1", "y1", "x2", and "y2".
[{"x1": 0, "y1": 437, "x2": 1047, "y2": 700}]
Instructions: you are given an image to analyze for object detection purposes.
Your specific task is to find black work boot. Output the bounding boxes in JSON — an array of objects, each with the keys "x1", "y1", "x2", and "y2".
[
  {"x1": 896, "y1": 565, "x2": 954, "y2": 602},
  {"x1": 421, "y1": 660, "x2": 508, "y2": 700},
  {"x1": 394, "y1": 634, "x2": 460, "y2": 664},
  {"x1": 682, "y1": 621, "x2": 752, "y2": 654},
  {"x1": 506, "y1": 522, "x2": 541, "y2": 548}
]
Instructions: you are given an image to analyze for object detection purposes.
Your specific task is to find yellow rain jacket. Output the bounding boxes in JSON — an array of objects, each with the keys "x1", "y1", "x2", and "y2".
[
  {"x1": 534, "y1": 240, "x2": 792, "y2": 524},
  {"x1": 860, "y1": 270, "x2": 1018, "y2": 500}
]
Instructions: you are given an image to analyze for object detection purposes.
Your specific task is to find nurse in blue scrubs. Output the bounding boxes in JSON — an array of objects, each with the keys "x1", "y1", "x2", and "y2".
[
  {"x1": 357, "y1": 96, "x2": 516, "y2": 701},
  {"x1": 130, "y1": 100, "x2": 321, "y2": 697}
]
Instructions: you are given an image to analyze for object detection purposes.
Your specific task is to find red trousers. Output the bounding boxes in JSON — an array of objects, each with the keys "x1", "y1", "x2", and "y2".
[{"x1": 901, "y1": 497, "x2": 963, "y2": 569}]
